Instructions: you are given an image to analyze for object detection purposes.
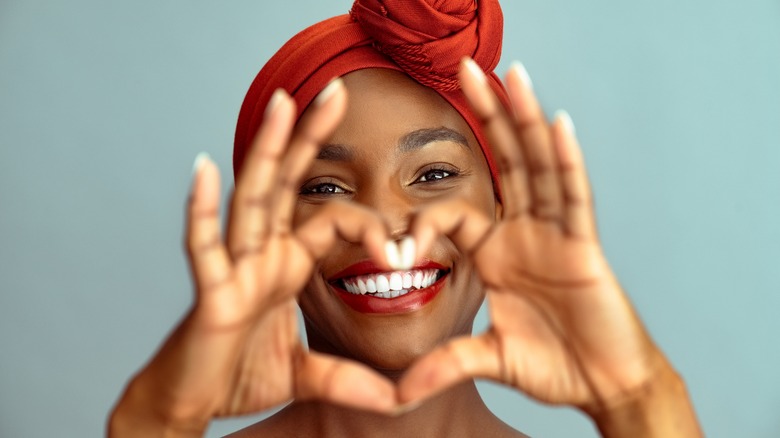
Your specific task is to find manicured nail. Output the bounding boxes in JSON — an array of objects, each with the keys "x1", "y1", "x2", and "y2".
[
  {"x1": 391, "y1": 400, "x2": 423, "y2": 417},
  {"x1": 399, "y1": 237, "x2": 416, "y2": 270},
  {"x1": 462, "y1": 57, "x2": 487, "y2": 85},
  {"x1": 554, "y1": 110, "x2": 576, "y2": 135},
  {"x1": 510, "y1": 61, "x2": 533, "y2": 91},
  {"x1": 384, "y1": 241, "x2": 402, "y2": 270},
  {"x1": 192, "y1": 151, "x2": 211, "y2": 176},
  {"x1": 315, "y1": 78, "x2": 344, "y2": 107},
  {"x1": 264, "y1": 88, "x2": 286, "y2": 119}
]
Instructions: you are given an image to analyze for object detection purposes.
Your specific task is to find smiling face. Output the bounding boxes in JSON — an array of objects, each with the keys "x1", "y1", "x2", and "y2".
[{"x1": 293, "y1": 68, "x2": 498, "y2": 374}]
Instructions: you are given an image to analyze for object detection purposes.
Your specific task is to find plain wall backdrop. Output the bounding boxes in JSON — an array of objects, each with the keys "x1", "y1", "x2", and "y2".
[{"x1": 1, "y1": 1, "x2": 779, "y2": 436}]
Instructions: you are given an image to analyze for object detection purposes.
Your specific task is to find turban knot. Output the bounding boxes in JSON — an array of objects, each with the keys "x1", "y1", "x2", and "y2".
[
  {"x1": 350, "y1": 0, "x2": 503, "y2": 91},
  {"x1": 234, "y1": 0, "x2": 508, "y2": 187}
]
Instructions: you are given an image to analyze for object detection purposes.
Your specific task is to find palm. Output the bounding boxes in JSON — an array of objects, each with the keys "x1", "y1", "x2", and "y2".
[
  {"x1": 119, "y1": 84, "x2": 397, "y2": 431},
  {"x1": 478, "y1": 218, "x2": 604, "y2": 286},
  {"x1": 399, "y1": 61, "x2": 660, "y2": 409},
  {"x1": 193, "y1": 238, "x2": 313, "y2": 417},
  {"x1": 193, "y1": 237, "x2": 313, "y2": 330},
  {"x1": 213, "y1": 296, "x2": 301, "y2": 416},
  {"x1": 476, "y1": 217, "x2": 638, "y2": 406}
]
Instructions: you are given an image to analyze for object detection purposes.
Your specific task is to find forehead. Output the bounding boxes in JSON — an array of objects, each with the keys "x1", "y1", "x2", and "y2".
[{"x1": 330, "y1": 68, "x2": 477, "y2": 147}]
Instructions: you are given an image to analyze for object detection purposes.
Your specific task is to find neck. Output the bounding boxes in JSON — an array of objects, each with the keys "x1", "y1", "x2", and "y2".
[{"x1": 271, "y1": 380, "x2": 511, "y2": 438}]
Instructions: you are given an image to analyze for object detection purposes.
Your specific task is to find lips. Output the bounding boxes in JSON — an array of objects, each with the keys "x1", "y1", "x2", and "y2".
[{"x1": 328, "y1": 260, "x2": 450, "y2": 314}]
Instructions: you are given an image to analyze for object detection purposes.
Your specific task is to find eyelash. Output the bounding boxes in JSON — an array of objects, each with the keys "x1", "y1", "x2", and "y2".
[
  {"x1": 299, "y1": 178, "x2": 348, "y2": 196},
  {"x1": 299, "y1": 165, "x2": 461, "y2": 197},
  {"x1": 415, "y1": 165, "x2": 459, "y2": 183}
]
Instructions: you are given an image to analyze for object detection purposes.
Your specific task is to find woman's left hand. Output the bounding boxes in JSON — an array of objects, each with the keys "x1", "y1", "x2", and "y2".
[{"x1": 398, "y1": 59, "x2": 701, "y2": 436}]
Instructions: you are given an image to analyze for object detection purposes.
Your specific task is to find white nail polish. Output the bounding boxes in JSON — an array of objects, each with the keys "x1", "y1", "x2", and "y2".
[
  {"x1": 264, "y1": 88, "x2": 286, "y2": 119},
  {"x1": 399, "y1": 237, "x2": 416, "y2": 270},
  {"x1": 555, "y1": 110, "x2": 576, "y2": 135},
  {"x1": 385, "y1": 241, "x2": 402, "y2": 270},
  {"x1": 192, "y1": 152, "x2": 211, "y2": 175},
  {"x1": 462, "y1": 57, "x2": 487, "y2": 84},
  {"x1": 392, "y1": 399, "x2": 424, "y2": 417},
  {"x1": 510, "y1": 61, "x2": 533, "y2": 91},
  {"x1": 315, "y1": 78, "x2": 344, "y2": 107}
]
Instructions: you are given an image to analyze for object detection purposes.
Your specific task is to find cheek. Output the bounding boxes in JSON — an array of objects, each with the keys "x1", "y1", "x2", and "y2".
[
  {"x1": 292, "y1": 202, "x2": 321, "y2": 229},
  {"x1": 298, "y1": 277, "x2": 330, "y2": 328},
  {"x1": 465, "y1": 171, "x2": 498, "y2": 221}
]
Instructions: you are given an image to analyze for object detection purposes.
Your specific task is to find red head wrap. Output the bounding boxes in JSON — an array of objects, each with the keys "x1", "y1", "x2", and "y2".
[{"x1": 234, "y1": 0, "x2": 510, "y2": 184}]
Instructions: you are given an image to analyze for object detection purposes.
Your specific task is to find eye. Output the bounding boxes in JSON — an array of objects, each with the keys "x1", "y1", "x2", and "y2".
[
  {"x1": 416, "y1": 166, "x2": 458, "y2": 183},
  {"x1": 300, "y1": 182, "x2": 347, "y2": 195},
  {"x1": 298, "y1": 178, "x2": 348, "y2": 196}
]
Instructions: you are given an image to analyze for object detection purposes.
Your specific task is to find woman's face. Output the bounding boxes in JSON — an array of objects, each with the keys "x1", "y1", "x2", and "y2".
[{"x1": 294, "y1": 68, "x2": 498, "y2": 374}]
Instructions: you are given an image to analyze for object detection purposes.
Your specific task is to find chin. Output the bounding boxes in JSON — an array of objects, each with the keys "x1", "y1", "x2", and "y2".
[{"x1": 300, "y1": 262, "x2": 484, "y2": 373}]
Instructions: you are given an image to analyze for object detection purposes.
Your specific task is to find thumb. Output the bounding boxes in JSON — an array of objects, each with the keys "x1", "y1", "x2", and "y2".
[{"x1": 397, "y1": 332, "x2": 503, "y2": 404}]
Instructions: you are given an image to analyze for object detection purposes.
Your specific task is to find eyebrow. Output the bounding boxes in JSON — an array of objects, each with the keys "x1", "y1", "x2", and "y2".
[
  {"x1": 316, "y1": 143, "x2": 353, "y2": 161},
  {"x1": 316, "y1": 127, "x2": 471, "y2": 161},
  {"x1": 399, "y1": 127, "x2": 471, "y2": 153}
]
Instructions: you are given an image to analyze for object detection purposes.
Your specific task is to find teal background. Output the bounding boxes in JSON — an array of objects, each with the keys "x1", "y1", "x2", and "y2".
[{"x1": 1, "y1": 1, "x2": 779, "y2": 436}]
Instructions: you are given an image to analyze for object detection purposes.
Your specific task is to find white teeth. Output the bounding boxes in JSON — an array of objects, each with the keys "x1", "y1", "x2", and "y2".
[
  {"x1": 413, "y1": 272, "x2": 423, "y2": 288},
  {"x1": 402, "y1": 273, "x2": 413, "y2": 289},
  {"x1": 389, "y1": 273, "x2": 403, "y2": 291},
  {"x1": 339, "y1": 269, "x2": 444, "y2": 298},
  {"x1": 376, "y1": 275, "x2": 390, "y2": 293}
]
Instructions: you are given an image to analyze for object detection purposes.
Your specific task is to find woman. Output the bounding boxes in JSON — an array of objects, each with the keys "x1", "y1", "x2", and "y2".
[{"x1": 109, "y1": 0, "x2": 702, "y2": 436}]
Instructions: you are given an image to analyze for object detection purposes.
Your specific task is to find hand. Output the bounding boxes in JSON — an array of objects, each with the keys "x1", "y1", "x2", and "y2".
[
  {"x1": 398, "y1": 59, "x2": 699, "y2": 434},
  {"x1": 110, "y1": 81, "x2": 397, "y2": 437}
]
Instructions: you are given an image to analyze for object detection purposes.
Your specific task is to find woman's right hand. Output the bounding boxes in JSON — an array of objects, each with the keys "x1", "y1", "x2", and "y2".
[{"x1": 109, "y1": 80, "x2": 398, "y2": 437}]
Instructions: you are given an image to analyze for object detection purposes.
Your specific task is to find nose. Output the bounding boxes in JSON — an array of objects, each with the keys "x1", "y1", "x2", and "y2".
[{"x1": 355, "y1": 179, "x2": 414, "y2": 239}]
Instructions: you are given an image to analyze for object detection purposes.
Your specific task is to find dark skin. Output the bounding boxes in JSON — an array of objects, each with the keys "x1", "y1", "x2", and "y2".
[
  {"x1": 109, "y1": 60, "x2": 702, "y2": 438},
  {"x1": 296, "y1": 68, "x2": 496, "y2": 373},
  {"x1": 230, "y1": 69, "x2": 521, "y2": 437}
]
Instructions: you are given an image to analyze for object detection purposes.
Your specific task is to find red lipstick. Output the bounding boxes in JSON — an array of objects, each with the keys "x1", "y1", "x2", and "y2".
[{"x1": 328, "y1": 260, "x2": 449, "y2": 314}]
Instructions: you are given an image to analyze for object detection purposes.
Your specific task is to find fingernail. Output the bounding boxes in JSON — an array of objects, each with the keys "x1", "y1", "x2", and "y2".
[
  {"x1": 192, "y1": 151, "x2": 211, "y2": 176},
  {"x1": 315, "y1": 78, "x2": 344, "y2": 107},
  {"x1": 384, "y1": 241, "x2": 402, "y2": 270},
  {"x1": 391, "y1": 400, "x2": 423, "y2": 417},
  {"x1": 510, "y1": 61, "x2": 533, "y2": 91},
  {"x1": 264, "y1": 88, "x2": 286, "y2": 119},
  {"x1": 399, "y1": 237, "x2": 416, "y2": 270},
  {"x1": 555, "y1": 110, "x2": 576, "y2": 135},
  {"x1": 462, "y1": 57, "x2": 487, "y2": 85}
]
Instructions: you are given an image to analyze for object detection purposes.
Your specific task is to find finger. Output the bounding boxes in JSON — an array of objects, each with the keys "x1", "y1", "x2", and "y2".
[
  {"x1": 408, "y1": 198, "x2": 494, "y2": 264},
  {"x1": 186, "y1": 153, "x2": 231, "y2": 296},
  {"x1": 272, "y1": 78, "x2": 347, "y2": 234},
  {"x1": 397, "y1": 333, "x2": 502, "y2": 404},
  {"x1": 552, "y1": 110, "x2": 597, "y2": 239},
  {"x1": 295, "y1": 350, "x2": 397, "y2": 414},
  {"x1": 505, "y1": 61, "x2": 564, "y2": 222},
  {"x1": 460, "y1": 58, "x2": 530, "y2": 218},
  {"x1": 295, "y1": 201, "x2": 392, "y2": 270},
  {"x1": 228, "y1": 89, "x2": 295, "y2": 259}
]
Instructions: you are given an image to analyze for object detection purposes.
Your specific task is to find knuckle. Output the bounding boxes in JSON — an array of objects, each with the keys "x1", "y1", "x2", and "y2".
[
  {"x1": 497, "y1": 153, "x2": 525, "y2": 173},
  {"x1": 242, "y1": 193, "x2": 272, "y2": 209}
]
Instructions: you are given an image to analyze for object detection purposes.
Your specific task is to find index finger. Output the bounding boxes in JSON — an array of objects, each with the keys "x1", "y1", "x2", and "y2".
[{"x1": 227, "y1": 89, "x2": 296, "y2": 259}]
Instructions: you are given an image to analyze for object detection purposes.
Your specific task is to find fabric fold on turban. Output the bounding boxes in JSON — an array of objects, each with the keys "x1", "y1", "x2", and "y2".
[{"x1": 234, "y1": 0, "x2": 510, "y2": 184}]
